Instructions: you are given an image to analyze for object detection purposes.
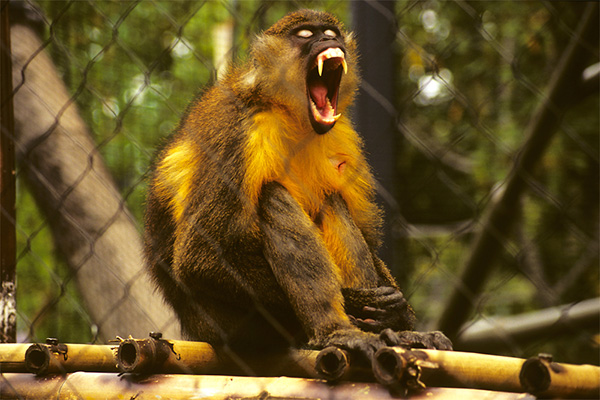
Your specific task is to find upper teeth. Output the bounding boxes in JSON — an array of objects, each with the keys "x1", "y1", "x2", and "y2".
[{"x1": 317, "y1": 48, "x2": 347, "y2": 77}]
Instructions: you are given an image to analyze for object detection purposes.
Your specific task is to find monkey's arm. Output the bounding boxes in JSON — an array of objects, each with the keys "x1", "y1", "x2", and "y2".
[{"x1": 258, "y1": 182, "x2": 384, "y2": 358}]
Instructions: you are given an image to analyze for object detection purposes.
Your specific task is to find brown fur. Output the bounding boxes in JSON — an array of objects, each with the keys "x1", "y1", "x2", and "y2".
[{"x1": 144, "y1": 10, "x2": 450, "y2": 365}]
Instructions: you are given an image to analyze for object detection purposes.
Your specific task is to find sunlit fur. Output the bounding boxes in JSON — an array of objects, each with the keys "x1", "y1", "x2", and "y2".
[{"x1": 154, "y1": 143, "x2": 200, "y2": 223}]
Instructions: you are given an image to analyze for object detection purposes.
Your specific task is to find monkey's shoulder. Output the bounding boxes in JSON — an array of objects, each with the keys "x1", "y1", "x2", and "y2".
[{"x1": 181, "y1": 84, "x2": 253, "y2": 136}]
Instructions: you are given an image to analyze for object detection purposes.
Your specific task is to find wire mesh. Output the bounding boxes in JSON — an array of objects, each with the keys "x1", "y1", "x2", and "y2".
[{"x1": 4, "y1": 0, "x2": 598, "y2": 386}]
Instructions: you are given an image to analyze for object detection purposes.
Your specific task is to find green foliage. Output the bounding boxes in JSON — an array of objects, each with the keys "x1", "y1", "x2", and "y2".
[
  {"x1": 16, "y1": 183, "x2": 93, "y2": 343},
  {"x1": 397, "y1": 1, "x2": 598, "y2": 363}
]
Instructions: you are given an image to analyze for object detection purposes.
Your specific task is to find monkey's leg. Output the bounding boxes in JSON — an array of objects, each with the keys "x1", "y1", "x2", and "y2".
[
  {"x1": 257, "y1": 182, "x2": 385, "y2": 360},
  {"x1": 380, "y1": 329, "x2": 453, "y2": 350}
]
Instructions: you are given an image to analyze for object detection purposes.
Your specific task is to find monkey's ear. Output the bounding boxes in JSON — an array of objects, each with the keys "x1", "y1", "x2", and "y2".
[
  {"x1": 238, "y1": 65, "x2": 258, "y2": 93},
  {"x1": 344, "y1": 32, "x2": 358, "y2": 52}
]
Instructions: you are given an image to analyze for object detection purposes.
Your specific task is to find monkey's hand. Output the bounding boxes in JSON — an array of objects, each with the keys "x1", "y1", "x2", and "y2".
[
  {"x1": 310, "y1": 328, "x2": 386, "y2": 364},
  {"x1": 380, "y1": 328, "x2": 453, "y2": 350},
  {"x1": 342, "y1": 286, "x2": 415, "y2": 333}
]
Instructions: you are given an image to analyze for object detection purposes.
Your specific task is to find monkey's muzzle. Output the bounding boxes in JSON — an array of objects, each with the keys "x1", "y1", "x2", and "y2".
[{"x1": 307, "y1": 47, "x2": 347, "y2": 134}]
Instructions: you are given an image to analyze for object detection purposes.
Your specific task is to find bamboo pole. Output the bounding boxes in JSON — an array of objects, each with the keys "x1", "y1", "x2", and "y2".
[
  {"x1": 519, "y1": 354, "x2": 600, "y2": 399},
  {"x1": 373, "y1": 347, "x2": 525, "y2": 393},
  {"x1": 116, "y1": 336, "x2": 219, "y2": 374},
  {"x1": 0, "y1": 373, "x2": 64, "y2": 399},
  {"x1": 0, "y1": 372, "x2": 535, "y2": 400},
  {"x1": 0, "y1": 343, "x2": 29, "y2": 372},
  {"x1": 24, "y1": 341, "x2": 118, "y2": 375},
  {"x1": 373, "y1": 347, "x2": 600, "y2": 399},
  {"x1": 314, "y1": 346, "x2": 350, "y2": 380},
  {"x1": 313, "y1": 346, "x2": 379, "y2": 382},
  {"x1": 116, "y1": 336, "x2": 357, "y2": 380}
]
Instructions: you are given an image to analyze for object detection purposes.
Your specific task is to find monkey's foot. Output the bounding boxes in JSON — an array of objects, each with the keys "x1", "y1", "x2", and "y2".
[
  {"x1": 310, "y1": 329, "x2": 386, "y2": 364},
  {"x1": 380, "y1": 329, "x2": 453, "y2": 350}
]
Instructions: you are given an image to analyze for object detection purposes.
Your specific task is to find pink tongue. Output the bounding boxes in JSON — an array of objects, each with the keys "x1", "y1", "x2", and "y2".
[{"x1": 310, "y1": 81, "x2": 328, "y2": 109}]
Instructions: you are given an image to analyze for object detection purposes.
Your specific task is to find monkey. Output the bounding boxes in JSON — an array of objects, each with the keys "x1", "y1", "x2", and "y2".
[{"x1": 144, "y1": 9, "x2": 451, "y2": 365}]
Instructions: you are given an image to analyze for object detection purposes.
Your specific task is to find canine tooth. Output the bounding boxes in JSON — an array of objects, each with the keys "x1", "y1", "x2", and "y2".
[{"x1": 315, "y1": 48, "x2": 347, "y2": 75}]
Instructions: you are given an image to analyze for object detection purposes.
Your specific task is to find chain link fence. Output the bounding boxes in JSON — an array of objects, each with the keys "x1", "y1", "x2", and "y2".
[{"x1": 3, "y1": 0, "x2": 598, "y2": 378}]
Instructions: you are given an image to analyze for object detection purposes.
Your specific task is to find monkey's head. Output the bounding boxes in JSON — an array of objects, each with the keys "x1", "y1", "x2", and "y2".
[{"x1": 240, "y1": 9, "x2": 359, "y2": 135}]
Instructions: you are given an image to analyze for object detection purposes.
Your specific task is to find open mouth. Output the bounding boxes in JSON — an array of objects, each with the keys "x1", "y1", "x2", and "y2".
[{"x1": 307, "y1": 47, "x2": 347, "y2": 134}]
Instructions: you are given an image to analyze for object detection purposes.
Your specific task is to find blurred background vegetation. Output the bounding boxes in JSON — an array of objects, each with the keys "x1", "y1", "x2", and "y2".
[{"x1": 13, "y1": 0, "x2": 598, "y2": 365}]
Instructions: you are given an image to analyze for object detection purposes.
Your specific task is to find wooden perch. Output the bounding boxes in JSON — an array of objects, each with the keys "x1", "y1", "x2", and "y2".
[{"x1": 7, "y1": 339, "x2": 595, "y2": 398}]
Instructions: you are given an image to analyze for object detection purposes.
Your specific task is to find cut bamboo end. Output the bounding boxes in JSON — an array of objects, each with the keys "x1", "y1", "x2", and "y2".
[
  {"x1": 372, "y1": 347, "x2": 408, "y2": 386},
  {"x1": 116, "y1": 337, "x2": 219, "y2": 374},
  {"x1": 314, "y1": 346, "x2": 349, "y2": 381},
  {"x1": 519, "y1": 354, "x2": 600, "y2": 399},
  {"x1": 24, "y1": 344, "x2": 50, "y2": 375}
]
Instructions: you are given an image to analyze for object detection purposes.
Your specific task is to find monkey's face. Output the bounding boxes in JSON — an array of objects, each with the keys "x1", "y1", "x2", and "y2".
[{"x1": 247, "y1": 10, "x2": 359, "y2": 135}]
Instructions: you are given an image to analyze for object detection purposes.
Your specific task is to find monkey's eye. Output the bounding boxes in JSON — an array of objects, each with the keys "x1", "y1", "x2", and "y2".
[
  {"x1": 324, "y1": 29, "x2": 337, "y2": 38},
  {"x1": 296, "y1": 29, "x2": 314, "y2": 38}
]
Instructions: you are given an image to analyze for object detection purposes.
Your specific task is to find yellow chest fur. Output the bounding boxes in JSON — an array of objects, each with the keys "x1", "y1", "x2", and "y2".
[
  {"x1": 244, "y1": 110, "x2": 369, "y2": 219},
  {"x1": 244, "y1": 111, "x2": 376, "y2": 285}
]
